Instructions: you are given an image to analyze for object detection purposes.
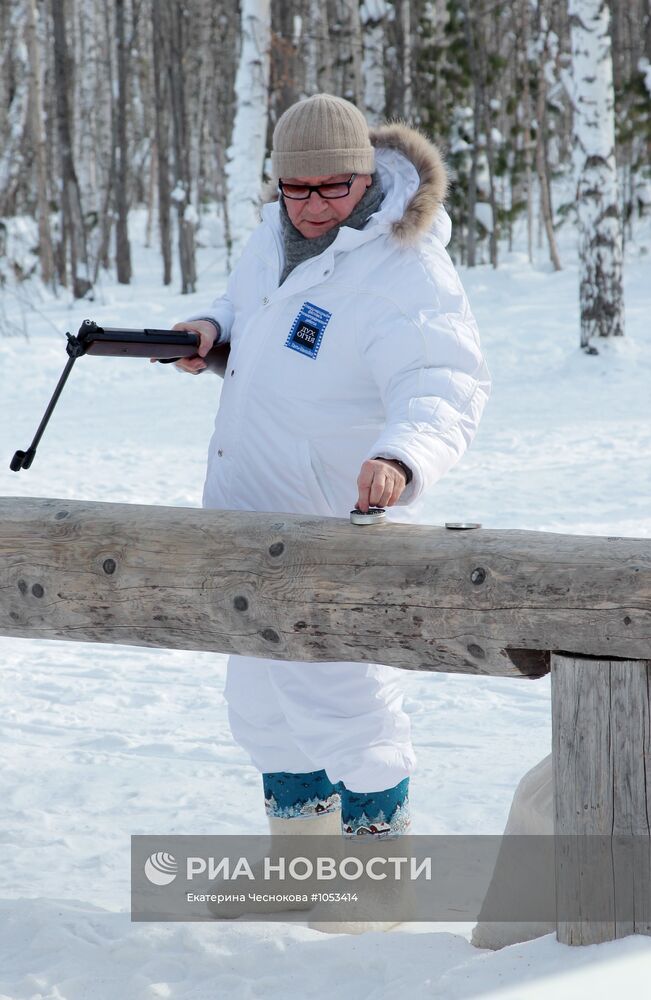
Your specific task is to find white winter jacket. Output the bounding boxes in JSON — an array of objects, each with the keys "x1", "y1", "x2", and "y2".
[{"x1": 188, "y1": 124, "x2": 491, "y2": 523}]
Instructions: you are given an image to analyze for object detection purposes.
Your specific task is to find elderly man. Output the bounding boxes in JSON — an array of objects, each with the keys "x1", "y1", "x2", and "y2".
[{"x1": 169, "y1": 93, "x2": 491, "y2": 930}]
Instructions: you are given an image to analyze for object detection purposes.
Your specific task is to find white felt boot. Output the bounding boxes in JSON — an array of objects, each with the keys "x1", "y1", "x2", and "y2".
[
  {"x1": 308, "y1": 833, "x2": 416, "y2": 934},
  {"x1": 207, "y1": 808, "x2": 342, "y2": 919}
]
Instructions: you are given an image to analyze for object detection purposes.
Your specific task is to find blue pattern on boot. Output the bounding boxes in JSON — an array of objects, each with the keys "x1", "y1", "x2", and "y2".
[
  {"x1": 263, "y1": 769, "x2": 341, "y2": 819},
  {"x1": 340, "y1": 777, "x2": 410, "y2": 837}
]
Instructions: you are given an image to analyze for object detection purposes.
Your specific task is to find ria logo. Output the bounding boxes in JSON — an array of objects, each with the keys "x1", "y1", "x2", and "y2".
[{"x1": 144, "y1": 851, "x2": 178, "y2": 885}]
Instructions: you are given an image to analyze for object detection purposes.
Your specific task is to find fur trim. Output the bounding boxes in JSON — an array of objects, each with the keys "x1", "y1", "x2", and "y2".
[
  {"x1": 369, "y1": 121, "x2": 448, "y2": 246},
  {"x1": 259, "y1": 120, "x2": 448, "y2": 246}
]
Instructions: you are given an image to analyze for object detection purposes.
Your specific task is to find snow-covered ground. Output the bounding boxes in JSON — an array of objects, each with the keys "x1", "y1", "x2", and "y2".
[{"x1": 1, "y1": 210, "x2": 650, "y2": 998}]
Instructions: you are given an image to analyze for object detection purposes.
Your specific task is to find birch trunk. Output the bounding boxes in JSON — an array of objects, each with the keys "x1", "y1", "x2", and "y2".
[
  {"x1": 227, "y1": 0, "x2": 271, "y2": 264},
  {"x1": 92, "y1": 0, "x2": 116, "y2": 280},
  {"x1": 50, "y1": 0, "x2": 92, "y2": 298},
  {"x1": 25, "y1": 0, "x2": 55, "y2": 287},
  {"x1": 462, "y1": 0, "x2": 480, "y2": 267},
  {"x1": 361, "y1": 0, "x2": 388, "y2": 125},
  {"x1": 0, "y1": 4, "x2": 29, "y2": 218},
  {"x1": 401, "y1": 0, "x2": 413, "y2": 119},
  {"x1": 305, "y1": 0, "x2": 333, "y2": 95},
  {"x1": 478, "y1": 20, "x2": 498, "y2": 268},
  {"x1": 348, "y1": 0, "x2": 364, "y2": 106},
  {"x1": 153, "y1": 0, "x2": 173, "y2": 286},
  {"x1": 568, "y1": 0, "x2": 624, "y2": 350},
  {"x1": 168, "y1": 0, "x2": 196, "y2": 294},
  {"x1": 520, "y1": 0, "x2": 534, "y2": 264},
  {"x1": 535, "y1": 4, "x2": 562, "y2": 271},
  {"x1": 75, "y1": 0, "x2": 98, "y2": 217},
  {"x1": 115, "y1": 0, "x2": 133, "y2": 284}
]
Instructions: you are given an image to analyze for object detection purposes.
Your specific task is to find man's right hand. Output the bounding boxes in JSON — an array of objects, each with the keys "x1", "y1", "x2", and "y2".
[{"x1": 149, "y1": 320, "x2": 218, "y2": 373}]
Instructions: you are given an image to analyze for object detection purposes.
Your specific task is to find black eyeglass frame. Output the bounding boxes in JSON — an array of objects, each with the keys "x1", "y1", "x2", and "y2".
[{"x1": 278, "y1": 173, "x2": 358, "y2": 200}]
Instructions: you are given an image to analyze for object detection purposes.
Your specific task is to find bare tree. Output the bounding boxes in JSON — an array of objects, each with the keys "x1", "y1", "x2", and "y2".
[
  {"x1": 153, "y1": 0, "x2": 173, "y2": 285},
  {"x1": 50, "y1": 0, "x2": 92, "y2": 298},
  {"x1": 0, "y1": 4, "x2": 29, "y2": 220},
  {"x1": 227, "y1": 0, "x2": 272, "y2": 263},
  {"x1": 569, "y1": 0, "x2": 624, "y2": 350},
  {"x1": 115, "y1": 0, "x2": 132, "y2": 283},
  {"x1": 519, "y1": 0, "x2": 535, "y2": 264},
  {"x1": 400, "y1": 0, "x2": 413, "y2": 119},
  {"x1": 25, "y1": 0, "x2": 55, "y2": 287},
  {"x1": 534, "y1": 0, "x2": 562, "y2": 271},
  {"x1": 305, "y1": 0, "x2": 333, "y2": 94},
  {"x1": 167, "y1": 0, "x2": 197, "y2": 293},
  {"x1": 361, "y1": 0, "x2": 388, "y2": 124},
  {"x1": 0, "y1": 0, "x2": 646, "y2": 296}
]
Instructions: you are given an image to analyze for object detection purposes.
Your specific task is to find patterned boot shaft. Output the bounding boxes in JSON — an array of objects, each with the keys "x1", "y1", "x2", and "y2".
[
  {"x1": 340, "y1": 777, "x2": 410, "y2": 839},
  {"x1": 263, "y1": 769, "x2": 341, "y2": 820}
]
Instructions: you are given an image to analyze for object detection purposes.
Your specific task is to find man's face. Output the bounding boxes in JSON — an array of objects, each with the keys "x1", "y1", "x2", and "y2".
[{"x1": 281, "y1": 173, "x2": 373, "y2": 238}]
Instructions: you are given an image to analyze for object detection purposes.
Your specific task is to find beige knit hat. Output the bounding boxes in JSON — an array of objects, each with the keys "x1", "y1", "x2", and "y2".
[{"x1": 271, "y1": 93, "x2": 375, "y2": 181}]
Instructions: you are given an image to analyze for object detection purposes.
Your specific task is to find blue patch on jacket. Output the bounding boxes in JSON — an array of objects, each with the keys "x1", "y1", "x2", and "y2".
[{"x1": 285, "y1": 301, "x2": 332, "y2": 359}]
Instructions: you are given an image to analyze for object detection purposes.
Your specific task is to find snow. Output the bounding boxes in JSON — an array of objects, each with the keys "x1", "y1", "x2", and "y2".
[
  {"x1": 450, "y1": 137, "x2": 471, "y2": 154},
  {"x1": 475, "y1": 202, "x2": 493, "y2": 232},
  {"x1": 361, "y1": 0, "x2": 389, "y2": 23},
  {"x1": 1, "y1": 205, "x2": 651, "y2": 996},
  {"x1": 639, "y1": 57, "x2": 651, "y2": 98},
  {"x1": 183, "y1": 204, "x2": 198, "y2": 225}
]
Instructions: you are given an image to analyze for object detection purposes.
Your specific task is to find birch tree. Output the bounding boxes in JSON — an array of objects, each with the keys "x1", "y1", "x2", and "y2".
[
  {"x1": 227, "y1": 0, "x2": 271, "y2": 263},
  {"x1": 305, "y1": 0, "x2": 333, "y2": 95},
  {"x1": 568, "y1": 0, "x2": 624, "y2": 350},
  {"x1": 50, "y1": 0, "x2": 93, "y2": 298},
  {"x1": 25, "y1": 0, "x2": 55, "y2": 287},
  {"x1": 400, "y1": 0, "x2": 413, "y2": 119},
  {"x1": 0, "y1": 0, "x2": 647, "y2": 296},
  {"x1": 115, "y1": 0, "x2": 132, "y2": 284},
  {"x1": 153, "y1": 4, "x2": 173, "y2": 286},
  {"x1": 361, "y1": 0, "x2": 388, "y2": 124},
  {"x1": 0, "y1": 4, "x2": 29, "y2": 219},
  {"x1": 329, "y1": 0, "x2": 364, "y2": 105},
  {"x1": 534, "y1": 0, "x2": 562, "y2": 271},
  {"x1": 168, "y1": 0, "x2": 197, "y2": 294}
]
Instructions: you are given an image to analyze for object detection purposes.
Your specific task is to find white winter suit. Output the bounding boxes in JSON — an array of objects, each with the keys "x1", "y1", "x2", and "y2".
[{"x1": 188, "y1": 124, "x2": 491, "y2": 793}]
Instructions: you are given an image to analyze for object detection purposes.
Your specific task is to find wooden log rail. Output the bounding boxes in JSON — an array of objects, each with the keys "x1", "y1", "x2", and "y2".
[
  {"x1": 1, "y1": 496, "x2": 650, "y2": 674},
  {"x1": 1, "y1": 495, "x2": 651, "y2": 946}
]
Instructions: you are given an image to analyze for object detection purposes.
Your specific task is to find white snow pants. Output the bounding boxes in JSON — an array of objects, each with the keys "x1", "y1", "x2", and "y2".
[{"x1": 224, "y1": 654, "x2": 417, "y2": 793}]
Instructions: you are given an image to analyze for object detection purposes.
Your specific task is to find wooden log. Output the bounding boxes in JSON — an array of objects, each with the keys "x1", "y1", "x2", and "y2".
[
  {"x1": 1, "y1": 496, "x2": 651, "y2": 675},
  {"x1": 552, "y1": 652, "x2": 651, "y2": 945}
]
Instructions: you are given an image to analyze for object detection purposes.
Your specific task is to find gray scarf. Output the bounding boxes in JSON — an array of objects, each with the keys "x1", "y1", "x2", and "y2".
[{"x1": 278, "y1": 172, "x2": 384, "y2": 286}]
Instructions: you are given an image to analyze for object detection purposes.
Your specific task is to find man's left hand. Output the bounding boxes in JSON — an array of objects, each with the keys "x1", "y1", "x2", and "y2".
[{"x1": 355, "y1": 459, "x2": 408, "y2": 513}]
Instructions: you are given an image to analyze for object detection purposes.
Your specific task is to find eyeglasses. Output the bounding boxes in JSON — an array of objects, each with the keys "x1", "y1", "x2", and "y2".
[{"x1": 278, "y1": 174, "x2": 358, "y2": 200}]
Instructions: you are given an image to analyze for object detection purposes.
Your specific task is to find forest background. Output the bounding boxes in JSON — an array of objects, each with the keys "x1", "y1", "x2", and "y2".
[{"x1": 0, "y1": 0, "x2": 649, "y2": 323}]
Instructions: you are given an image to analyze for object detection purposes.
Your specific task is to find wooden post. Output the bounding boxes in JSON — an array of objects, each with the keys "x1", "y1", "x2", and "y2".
[{"x1": 551, "y1": 652, "x2": 651, "y2": 944}]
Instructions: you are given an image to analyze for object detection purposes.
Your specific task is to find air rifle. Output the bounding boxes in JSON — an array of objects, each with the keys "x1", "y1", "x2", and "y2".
[{"x1": 10, "y1": 319, "x2": 230, "y2": 471}]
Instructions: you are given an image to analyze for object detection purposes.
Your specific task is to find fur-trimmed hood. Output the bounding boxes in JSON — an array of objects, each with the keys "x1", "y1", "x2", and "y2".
[
  {"x1": 368, "y1": 122, "x2": 448, "y2": 245},
  {"x1": 261, "y1": 121, "x2": 448, "y2": 248}
]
